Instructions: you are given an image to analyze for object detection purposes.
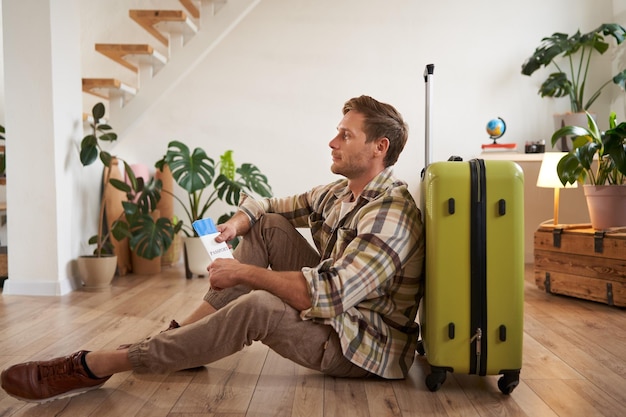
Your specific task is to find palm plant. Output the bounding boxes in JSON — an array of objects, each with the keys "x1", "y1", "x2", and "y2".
[{"x1": 521, "y1": 23, "x2": 626, "y2": 112}]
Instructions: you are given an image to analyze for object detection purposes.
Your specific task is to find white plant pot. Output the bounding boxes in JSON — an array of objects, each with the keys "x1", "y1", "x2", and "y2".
[
  {"x1": 183, "y1": 236, "x2": 212, "y2": 278},
  {"x1": 77, "y1": 255, "x2": 117, "y2": 291}
]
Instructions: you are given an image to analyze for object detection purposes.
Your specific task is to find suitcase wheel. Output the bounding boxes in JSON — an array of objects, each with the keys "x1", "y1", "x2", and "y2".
[
  {"x1": 425, "y1": 370, "x2": 447, "y2": 392},
  {"x1": 497, "y1": 371, "x2": 520, "y2": 395}
]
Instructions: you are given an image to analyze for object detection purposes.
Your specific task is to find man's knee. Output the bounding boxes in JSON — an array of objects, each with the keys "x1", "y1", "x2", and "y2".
[
  {"x1": 255, "y1": 213, "x2": 295, "y2": 231},
  {"x1": 224, "y1": 290, "x2": 290, "y2": 338},
  {"x1": 233, "y1": 213, "x2": 308, "y2": 269},
  {"x1": 229, "y1": 290, "x2": 286, "y2": 319}
]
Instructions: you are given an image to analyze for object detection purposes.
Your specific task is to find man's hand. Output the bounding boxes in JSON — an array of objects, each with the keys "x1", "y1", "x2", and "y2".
[
  {"x1": 214, "y1": 211, "x2": 252, "y2": 243},
  {"x1": 208, "y1": 258, "x2": 312, "y2": 311},
  {"x1": 207, "y1": 258, "x2": 243, "y2": 291},
  {"x1": 215, "y1": 223, "x2": 237, "y2": 244}
]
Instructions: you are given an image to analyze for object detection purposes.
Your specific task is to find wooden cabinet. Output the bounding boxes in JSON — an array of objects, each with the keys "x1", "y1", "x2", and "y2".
[{"x1": 534, "y1": 225, "x2": 626, "y2": 307}]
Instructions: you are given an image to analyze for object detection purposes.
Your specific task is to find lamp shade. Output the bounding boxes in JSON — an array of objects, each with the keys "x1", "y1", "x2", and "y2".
[{"x1": 537, "y1": 152, "x2": 578, "y2": 189}]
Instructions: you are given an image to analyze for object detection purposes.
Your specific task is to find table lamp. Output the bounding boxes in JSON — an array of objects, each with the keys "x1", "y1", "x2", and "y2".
[{"x1": 536, "y1": 152, "x2": 577, "y2": 225}]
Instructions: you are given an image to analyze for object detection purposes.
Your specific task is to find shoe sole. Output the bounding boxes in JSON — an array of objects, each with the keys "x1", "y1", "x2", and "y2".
[{"x1": 4, "y1": 381, "x2": 107, "y2": 403}]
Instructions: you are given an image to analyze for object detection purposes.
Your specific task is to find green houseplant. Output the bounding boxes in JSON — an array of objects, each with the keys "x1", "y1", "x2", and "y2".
[
  {"x1": 551, "y1": 111, "x2": 626, "y2": 229},
  {"x1": 81, "y1": 103, "x2": 177, "y2": 260},
  {"x1": 551, "y1": 111, "x2": 626, "y2": 186},
  {"x1": 108, "y1": 174, "x2": 181, "y2": 261},
  {"x1": 156, "y1": 141, "x2": 273, "y2": 237},
  {"x1": 80, "y1": 102, "x2": 122, "y2": 258},
  {"x1": 79, "y1": 103, "x2": 178, "y2": 280},
  {"x1": 77, "y1": 103, "x2": 121, "y2": 289},
  {"x1": 522, "y1": 23, "x2": 626, "y2": 112},
  {"x1": 155, "y1": 140, "x2": 273, "y2": 277}
]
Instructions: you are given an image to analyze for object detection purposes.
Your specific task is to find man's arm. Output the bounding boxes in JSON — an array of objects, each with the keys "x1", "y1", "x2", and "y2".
[
  {"x1": 215, "y1": 211, "x2": 252, "y2": 243},
  {"x1": 208, "y1": 259, "x2": 312, "y2": 311}
]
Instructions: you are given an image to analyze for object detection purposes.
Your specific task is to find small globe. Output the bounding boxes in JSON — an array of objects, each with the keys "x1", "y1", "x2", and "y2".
[{"x1": 486, "y1": 117, "x2": 506, "y2": 139}]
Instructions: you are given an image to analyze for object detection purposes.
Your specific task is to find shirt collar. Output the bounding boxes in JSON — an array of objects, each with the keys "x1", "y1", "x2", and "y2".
[{"x1": 333, "y1": 166, "x2": 397, "y2": 202}]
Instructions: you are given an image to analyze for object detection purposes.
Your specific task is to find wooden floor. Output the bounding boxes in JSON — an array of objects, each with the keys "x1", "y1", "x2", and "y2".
[{"x1": 1, "y1": 264, "x2": 625, "y2": 417}]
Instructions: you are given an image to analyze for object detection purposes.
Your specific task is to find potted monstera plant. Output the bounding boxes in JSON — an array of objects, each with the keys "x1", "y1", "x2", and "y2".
[
  {"x1": 551, "y1": 111, "x2": 626, "y2": 229},
  {"x1": 522, "y1": 23, "x2": 626, "y2": 150},
  {"x1": 78, "y1": 103, "x2": 179, "y2": 288},
  {"x1": 156, "y1": 141, "x2": 273, "y2": 278},
  {"x1": 108, "y1": 173, "x2": 182, "y2": 274}
]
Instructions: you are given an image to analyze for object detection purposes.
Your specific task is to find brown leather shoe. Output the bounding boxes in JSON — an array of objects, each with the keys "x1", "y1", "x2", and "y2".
[{"x1": 0, "y1": 350, "x2": 111, "y2": 403}]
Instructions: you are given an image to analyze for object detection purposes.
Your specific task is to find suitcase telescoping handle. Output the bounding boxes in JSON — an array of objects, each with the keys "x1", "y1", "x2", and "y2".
[
  {"x1": 424, "y1": 64, "x2": 434, "y2": 167},
  {"x1": 422, "y1": 64, "x2": 462, "y2": 170}
]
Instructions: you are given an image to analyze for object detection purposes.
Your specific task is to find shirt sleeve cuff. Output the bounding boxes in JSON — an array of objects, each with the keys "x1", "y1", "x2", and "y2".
[
  {"x1": 239, "y1": 193, "x2": 270, "y2": 223},
  {"x1": 300, "y1": 266, "x2": 319, "y2": 318}
]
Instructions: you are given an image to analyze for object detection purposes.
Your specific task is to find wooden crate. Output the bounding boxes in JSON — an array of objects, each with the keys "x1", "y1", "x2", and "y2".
[{"x1": 534, "y1": 225, "x2": 626, "y2": 307}]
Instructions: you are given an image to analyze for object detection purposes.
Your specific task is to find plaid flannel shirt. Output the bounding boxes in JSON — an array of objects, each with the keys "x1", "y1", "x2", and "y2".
[{"x1": 239, "y1": 167, "x2": 425, "y2": 379}]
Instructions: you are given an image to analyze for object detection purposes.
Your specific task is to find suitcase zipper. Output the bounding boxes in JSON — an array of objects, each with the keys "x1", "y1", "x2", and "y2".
[
  {"x1": 469, "y1": 159, "x2": 488, "y2": 376},
  {"x1": 470, "y1": 328, "x2": 482, "y2": 373}
]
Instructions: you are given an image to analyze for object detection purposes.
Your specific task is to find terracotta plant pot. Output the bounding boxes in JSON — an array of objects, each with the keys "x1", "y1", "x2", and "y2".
[
  {"x1": 583, "y1": 185, "x2": 626, "y2": 230},
  {"x1": 131, "y1": 251, "x2": 162, "y2": 275},
  {"x1": 77, "y1": 255, "x2": 117, "y2": 291}
]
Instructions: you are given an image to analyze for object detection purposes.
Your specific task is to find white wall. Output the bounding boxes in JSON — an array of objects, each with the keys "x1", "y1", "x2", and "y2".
[{"x1": 94, "y1": 0, "x2": 621, "y2": 206}]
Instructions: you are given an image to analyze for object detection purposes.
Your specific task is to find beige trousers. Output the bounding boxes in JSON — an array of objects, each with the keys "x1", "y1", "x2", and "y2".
[{"x1": 128, "y1": 214, "x2": 372, "y2": 378}]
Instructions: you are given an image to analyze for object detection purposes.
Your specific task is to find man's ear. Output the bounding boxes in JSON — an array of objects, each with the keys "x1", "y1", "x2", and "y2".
[{"x1": 375, "y1": 137, "x2": 390, "y2": 155}]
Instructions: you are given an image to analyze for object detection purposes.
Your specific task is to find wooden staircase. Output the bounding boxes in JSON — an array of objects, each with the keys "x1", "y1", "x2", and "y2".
[{"x1": 82, "y1": 0, "x2": 260, "y2": 130}]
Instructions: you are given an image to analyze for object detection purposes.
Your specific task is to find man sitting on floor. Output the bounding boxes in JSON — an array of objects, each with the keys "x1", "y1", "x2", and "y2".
[{"x1": 1, "y1": 95, "x2": 425, "y2": 403}]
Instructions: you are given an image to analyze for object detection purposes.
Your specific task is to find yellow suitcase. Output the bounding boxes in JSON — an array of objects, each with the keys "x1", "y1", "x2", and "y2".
[{"x1": 418, "y1": 159, "x2": 524, "y2": 394}]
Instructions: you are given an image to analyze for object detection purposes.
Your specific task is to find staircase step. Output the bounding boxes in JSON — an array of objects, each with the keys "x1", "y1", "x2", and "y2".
[
  {"x1": 82, "y1": 78, "x2": 137, "y2": 101},
  {"x1": 129, "y1": 10, "x2": 198, "y2": 47},
  {"x1": 179, "y1": 0, "x2": 228, "y2": 24},
  {"x1": 179, "y1": 0, "x2": 200, "y2": 19},
  {"x1": 95, "y1": 44, "x2": 167, "y2": 74}
]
